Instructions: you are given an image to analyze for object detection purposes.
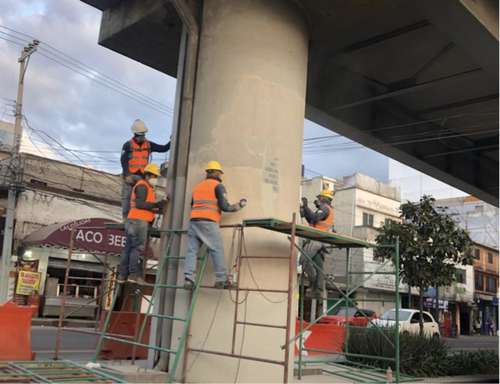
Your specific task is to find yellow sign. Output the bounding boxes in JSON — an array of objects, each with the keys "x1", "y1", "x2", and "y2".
[{"x1": 16, "y1": 271, "x2": 41, "y2": 296}]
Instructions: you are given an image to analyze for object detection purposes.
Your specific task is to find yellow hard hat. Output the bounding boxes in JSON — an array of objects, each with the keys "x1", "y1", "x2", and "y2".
[
  {"x1": 144, "y1": 163, "x2": 161, "y2": 177},
  {"x1": 318, "y1": 189, "x2": 334, "y2": 199},
  {"x1": 205, "y1": 160, "x2": 223, "y2": 173}
]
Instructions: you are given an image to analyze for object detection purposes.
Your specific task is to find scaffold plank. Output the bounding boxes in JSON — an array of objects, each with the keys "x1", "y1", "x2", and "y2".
[{"x1": 243, "y1": 218, "x2": 373, "y2": 248}]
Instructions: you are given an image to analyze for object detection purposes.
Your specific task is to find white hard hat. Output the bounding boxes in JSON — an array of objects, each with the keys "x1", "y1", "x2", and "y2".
[{"x1": 131, "y1": 119, "x2": 148, "y2": 134}]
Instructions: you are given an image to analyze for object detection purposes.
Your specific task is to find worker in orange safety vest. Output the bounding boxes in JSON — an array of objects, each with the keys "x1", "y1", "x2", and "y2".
[
  {"x1": 119, "y1": 163, "x2": 166, "y2": 284},
  {"x1": 300, "y1": 189, "x2": 335, "y2": 299},
  {"x1": 184, "y1": 161, "x2": 247, "y2": 289},
  {"x1": 120, "y1": 119, "x2": 170, "y2": 220}
]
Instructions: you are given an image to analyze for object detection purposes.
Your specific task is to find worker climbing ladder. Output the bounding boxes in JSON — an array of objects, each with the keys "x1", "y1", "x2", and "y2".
[{"x1": 92, "y1": 229, "x2": 208, "y2": 383}]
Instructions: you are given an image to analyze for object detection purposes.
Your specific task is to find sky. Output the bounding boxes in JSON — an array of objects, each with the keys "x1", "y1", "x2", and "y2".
[{"x1": 0, "y1": 0, "x2": 467, "y2": 201}]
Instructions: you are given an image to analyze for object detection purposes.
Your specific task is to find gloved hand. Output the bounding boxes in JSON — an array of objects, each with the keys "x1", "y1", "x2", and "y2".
[
  {"x1": 301, "y1": 197, "x2": 308, "y2": 207},
  {"x1": 239, "y1": 198, "x2": 247, "y2": 208},
  {"x1": 155, "y1": 200, "x2": 167, "y2": 210}
]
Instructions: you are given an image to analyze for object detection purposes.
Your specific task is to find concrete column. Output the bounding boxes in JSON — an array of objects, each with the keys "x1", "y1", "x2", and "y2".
[{"x1": 170, "y1": 0, "x2": 308, "y2": 382}]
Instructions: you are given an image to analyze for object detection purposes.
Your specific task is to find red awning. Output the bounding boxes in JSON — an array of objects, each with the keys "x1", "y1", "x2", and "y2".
[{"x1": 22, "y1": 218, "x2": 126, "y2": 255}]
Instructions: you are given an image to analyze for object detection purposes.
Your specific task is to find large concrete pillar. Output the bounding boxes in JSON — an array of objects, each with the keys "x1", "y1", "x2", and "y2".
[{"x1": 172, "y1": 0, "x2": 308, "y2": 382}]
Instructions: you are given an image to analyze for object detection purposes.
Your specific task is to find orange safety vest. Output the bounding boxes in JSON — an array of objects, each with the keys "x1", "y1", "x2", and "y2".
[
  {"x1": 128, "y1": 139, "x2": 151, "y2": 174},
  {"x1": 128, "y1": 179, "x2": 156, "y2": 222},
  {"x1": 312, "y1": 205, "x2": 334, "y2": 232},
  {"x1": 190, "y1": 179, "x2": 221, "y2": 223}
]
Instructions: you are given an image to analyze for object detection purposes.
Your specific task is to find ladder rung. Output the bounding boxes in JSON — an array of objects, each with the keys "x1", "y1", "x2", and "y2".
[
  {"x1": 136, "y1": 282, "x2": 187, "y2": 289},
  {"x1": 147, "y1": 313, "x2": 186, "y2": 321},
  {"x1": 240, "y1": 256, "x2": 290, "y2": 259},
  {"x1": 102, "y1": 335, "x2": 177, "y2": 354},
  {"x1": 236, "y1": 320, "x2": 287, "y2": 329}
]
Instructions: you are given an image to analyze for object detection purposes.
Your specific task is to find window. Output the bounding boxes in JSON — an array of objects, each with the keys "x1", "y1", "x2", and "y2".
[
  {"x1": 355, "y1": 309, "x2": 375, "y2": 318},
  {"x1": 455, "y1": 269, "x2": 466, "y2": 284},
  {"x1": 363, "y1": 212, "x2": 374, "y2": 227},
  {"x1": 486, "y1": 276, "x2": 497, "y2": 293},
  {"x1": 475, "y1": 272, "x2": 484, "y2": 291},
  {"x1": 410, "y1": 313, "x2": 421, "y2": 324},
  {"x1": 488, "y1": 253, "x2": 493, "y2": 264},
  {"x1": 423, "y1": 313, "x2": 434, "y2": 323},
  {"x1": 381, "y1": 310, "x2": 412, "y2": 321},
  {"x1": 474, "y1": 248, "x2": 480, "y2": 259},
  {"x1": 384, "y1": 218, "x2": 395, "y2": 226}
]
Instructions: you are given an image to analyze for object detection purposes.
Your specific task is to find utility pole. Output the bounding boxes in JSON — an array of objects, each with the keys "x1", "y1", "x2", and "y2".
[{"x1": 0, "y1": 40, "x2": 39, "y2": 303}]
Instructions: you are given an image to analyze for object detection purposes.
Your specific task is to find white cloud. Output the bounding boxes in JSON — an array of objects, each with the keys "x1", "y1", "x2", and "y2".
[{"x1": 0, "y1": 0, "x2": 176, "y2": 174}]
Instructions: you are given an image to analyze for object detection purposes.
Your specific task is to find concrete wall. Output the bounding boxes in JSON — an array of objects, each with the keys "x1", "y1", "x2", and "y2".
[
  {"x1": 14, "y1": 189, "x2": 121, "y2": 242},
  {"x1": 332, "y1": 188, "x2": 356, "y2": 236},
  {"x1": 171, "y1": 1, "x2": 309, "y2": 382},
  {"x1": 354, "y1": 188, "x2": 400, "y2": 227}
]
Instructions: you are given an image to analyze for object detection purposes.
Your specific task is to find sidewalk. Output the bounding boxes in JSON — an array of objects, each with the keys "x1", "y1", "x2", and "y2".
[{"x1": 444, "y1": 335, "x2": 499, "y2": 351}]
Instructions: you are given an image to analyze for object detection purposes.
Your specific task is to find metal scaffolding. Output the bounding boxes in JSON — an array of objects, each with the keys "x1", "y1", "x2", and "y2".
[
  {"x1": 52, "y1": 216, "x2": 400, "y2": 383},
  {"x1": 53, "y1": 224, "x2": 161, "y2": 361},
  {"x1": 0, "y1": 360, "x2": 124, "y2": 383}
]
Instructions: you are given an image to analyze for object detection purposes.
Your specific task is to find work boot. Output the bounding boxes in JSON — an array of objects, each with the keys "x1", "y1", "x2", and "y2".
[
  {"x1": 128, "y1": 274, "x2": 146, "y2": 285},
  {"x1": 184, "y1": 278, "x2": 195, "y2": 290},
  {"x1": 214, "y1": 280, "x2": 236, "y2": 290}
]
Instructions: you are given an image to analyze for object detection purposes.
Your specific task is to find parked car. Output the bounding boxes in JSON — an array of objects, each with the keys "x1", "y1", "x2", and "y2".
[
  {"x1": 319, "y1": 307, "x2": 377, "y2": 327},
  {"x1": 370, "y1": 309, "x2": 440, "y2": 338}
]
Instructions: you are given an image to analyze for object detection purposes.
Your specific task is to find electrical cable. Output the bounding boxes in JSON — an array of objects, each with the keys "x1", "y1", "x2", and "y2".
[
  {"x1": 0, "y1": 27, "x2": 174, "y2": 116},
  {"x1": 23, "y1": 116, "x2": 123, "y2": 187},
  {"x1": 233, "y1": 296, "x2": 248, "y2": 384},
  {"x1": 240, "y1": 231, "x2": 289, "y2": 304}
]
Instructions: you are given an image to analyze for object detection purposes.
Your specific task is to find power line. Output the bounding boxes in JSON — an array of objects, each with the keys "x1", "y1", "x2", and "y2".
[
  {"x1": 0, "y1": 27, "x2": 174, "y2": 116},
  {"x1": 0, "y1": 27, "x2": 173, "y2": 112},
  {"x1": 22, "y1": 116, "x2": 123, "y2": 187}
]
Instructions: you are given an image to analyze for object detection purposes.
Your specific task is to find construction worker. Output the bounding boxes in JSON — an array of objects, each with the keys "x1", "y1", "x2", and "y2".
[
  {"x1": 300, "y1": 189, "x2": 335, "y2": 298},
  {"x1": 184, "y1": 161, "x2": 247, "y2": 289},
  {"x1": 119, "y1": 163, "x2": 165, "y2": 284},
  {"x1": 120, "y1": 119, "x2": 171, "y2": 220}
]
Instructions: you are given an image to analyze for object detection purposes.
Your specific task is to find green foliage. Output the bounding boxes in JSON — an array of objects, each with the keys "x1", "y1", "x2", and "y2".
[
  {"x1": 375, "y1": 195, "x2": 474, "y2": 290},
  {"x1": 345, "y1": 328, "x2": 499, "y2": 377},
  {"x1": 444, "y1": 350, "x2": 499, "y2": 376},
  {"x1": 375, "y1": 195, "x2": 474, "y2": 334},
  {"x1": 345, "y1": 327, "x2": 448, "y2": 377}
]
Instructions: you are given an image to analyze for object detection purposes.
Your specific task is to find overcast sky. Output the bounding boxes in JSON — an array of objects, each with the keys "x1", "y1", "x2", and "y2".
[{"x1": 0, "y1": 0, "x2": 466, "y2": 200}]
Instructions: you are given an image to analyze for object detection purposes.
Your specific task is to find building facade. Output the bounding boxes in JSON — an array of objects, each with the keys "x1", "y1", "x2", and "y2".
[
  {"x1": 0, "y1": 152, "x2": 123, "y2": 314},
  {"x1": 472, "y1": 242, "x2": 499, "y2": 334},
  {"x1": 435, "y1": 196, "x2": 499, "y2": 250}
]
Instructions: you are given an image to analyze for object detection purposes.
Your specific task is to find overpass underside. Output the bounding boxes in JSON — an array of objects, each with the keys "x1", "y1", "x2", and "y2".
[
  {"x1": 82, "y1": 0, "x2": 499, "y2": 206},
  {"x1": 79, "y1": 0, "x2": 498, "y2": 382}
]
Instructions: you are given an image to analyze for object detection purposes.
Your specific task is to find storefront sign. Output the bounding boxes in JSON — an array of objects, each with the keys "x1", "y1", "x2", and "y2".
[
  {"x1": 16, "y1": 271, "x2": 41, "y2": 296},
  {"x1": 23, "y1": 218, "x2": 126, "y2": 255},
  {"x1": 424, "y1": 298, "x2": 448, "y2": 310}
]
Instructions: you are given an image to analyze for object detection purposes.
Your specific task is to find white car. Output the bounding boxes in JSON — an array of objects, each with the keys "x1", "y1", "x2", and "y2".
[{"x1": 370, "y1": 309, "x2": 440, "y2": 338}]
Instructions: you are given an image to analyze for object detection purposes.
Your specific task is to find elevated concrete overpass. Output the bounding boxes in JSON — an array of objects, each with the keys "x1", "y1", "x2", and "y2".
[
  {"x1": 80, "y1": 1, "x2": 498, "y2": 382},
  {"x1": 82, "y1": 0, "x2": 498, "y2": 206}
]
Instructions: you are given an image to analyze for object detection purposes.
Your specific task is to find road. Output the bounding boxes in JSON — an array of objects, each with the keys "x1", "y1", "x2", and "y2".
[
  {"x1": 32, "y1": 326, "x2": 98, "y2": 361},
  {"x1": 32, "y1": 327, "x2": 498, "y2": 361},
  {"x1": 444, "y1": 335, "x2": 498, "y2": 351}
]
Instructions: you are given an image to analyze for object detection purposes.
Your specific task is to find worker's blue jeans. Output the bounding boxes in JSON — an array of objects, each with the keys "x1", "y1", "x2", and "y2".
[
  {"x1": 184, "y1": 220, "x2": 227, "y2": 283},
  {"x1": 119, "y1": 219, "x2": 148, "y2": 278},
  {"x1": 121, "y1": 181, "x2": 132, "y2": 220}
]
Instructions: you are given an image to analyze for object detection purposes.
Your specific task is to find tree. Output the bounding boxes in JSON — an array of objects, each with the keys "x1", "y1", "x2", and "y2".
[{"x1": 375, "y1": 195, "x2": 474, "y2": 335}]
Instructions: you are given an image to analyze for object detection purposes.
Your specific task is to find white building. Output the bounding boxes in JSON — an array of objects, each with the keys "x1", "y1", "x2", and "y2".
[
  {"x1": 435, "y1": 196, "x2": 499, "y2": 250},
  {"x1": 301, "y1": 173, "x2": 402, "y2": 316}
]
